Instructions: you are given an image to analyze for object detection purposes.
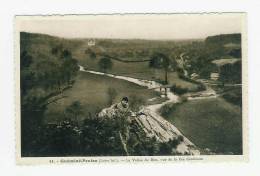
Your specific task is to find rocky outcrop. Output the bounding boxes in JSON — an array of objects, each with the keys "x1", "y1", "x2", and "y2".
[{"x1": 98, "y1": 103, "x2": 200, "y2": 155}]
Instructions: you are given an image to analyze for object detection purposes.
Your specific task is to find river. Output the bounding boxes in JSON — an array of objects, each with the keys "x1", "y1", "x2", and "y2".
[
  {"x1": 79, "y1": 65, "x2": 179, "y2": 114},
  {"x1": 79, "y1": 65, "x2": 216, "y2": 154}
]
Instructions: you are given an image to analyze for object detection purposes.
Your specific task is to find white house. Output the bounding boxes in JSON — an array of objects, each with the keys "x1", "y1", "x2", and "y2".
[{"x1": 88, "y1": 39, "x2": 96, "y2": 46}]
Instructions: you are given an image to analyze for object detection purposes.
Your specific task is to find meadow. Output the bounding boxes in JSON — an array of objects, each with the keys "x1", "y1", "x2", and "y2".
[
  {"x1": 163, "y1": 97, "x2": 242, "y2": 154},
  {"x1": 45, "y1": 71, "x2": 158, "y2": 122}
]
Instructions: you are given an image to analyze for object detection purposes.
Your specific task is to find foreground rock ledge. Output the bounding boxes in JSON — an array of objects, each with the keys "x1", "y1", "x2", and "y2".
[{"x1": 98, "y1": 103, "x2": 200, "y2": 155}]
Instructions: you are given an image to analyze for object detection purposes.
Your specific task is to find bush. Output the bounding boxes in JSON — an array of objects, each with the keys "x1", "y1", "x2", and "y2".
[
  {"x1": 158, "y1": 137, "x2": 182, "y2": 155},
  {"x1": 22, "y1": 111, "x2": 185, "y2": 156},
  {"x1": 170, "y1": 84, "x2": 188, "y2": 95},
  {"x1": 176, "y1": 73, "x2": 206, "y2": 92},
  {"x1": 98, "y1": 57, "x2": 113, "y2": 72},
  {"x1": 159, "y1": 103, "x2": 174, "y2": 116}
]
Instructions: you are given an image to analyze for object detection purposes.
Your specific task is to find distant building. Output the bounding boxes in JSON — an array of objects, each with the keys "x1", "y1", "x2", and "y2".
[
  {"x1": 88, "y1": 39, "x2": 96, "y2": 46},
  {"x1": 210, "y1": 72, "x2": 219, "y2": 81}
]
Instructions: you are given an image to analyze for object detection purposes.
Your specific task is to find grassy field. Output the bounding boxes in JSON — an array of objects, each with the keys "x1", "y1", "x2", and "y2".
[
  {"x1": 45, "y1": 71, "x2": 158, "y2": 122},
  {"x1": 163, "y1": 97, "x2": 242, "y2": 154}
]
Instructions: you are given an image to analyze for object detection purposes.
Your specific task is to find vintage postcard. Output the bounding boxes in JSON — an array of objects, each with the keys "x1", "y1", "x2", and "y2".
[{"x1": 15, "y1": 13, "x2": 248, "y2": 165}]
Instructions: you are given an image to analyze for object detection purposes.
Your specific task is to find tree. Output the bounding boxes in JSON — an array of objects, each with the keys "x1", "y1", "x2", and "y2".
[
  {"x1": 98, "y1": 57, "x2": 113, "y2": 73},
  {"x1": 85, "y1": 48, "x2": 96, "y2": 59},
  {"x1": 61, "y1": 58, "x2": 79, "y2": 84},
  {"x1": 21, "y1": 51, "x2": 32, "y2": 68},
  {"x1": 62, "y1": 49, "x2": 72, "y2": 59},
  {"x1": 51, "y1": 44, "x2": 64, "y2": 56},
  {"x1": 219, "y1": 61, "x2": 241, "y2": 84},
  {"x1": 20, "y1": 51, "x2": 34, "y2": 95},
  {"x1": 149, "y1": 53, "x2": 170, "y2": 84}
]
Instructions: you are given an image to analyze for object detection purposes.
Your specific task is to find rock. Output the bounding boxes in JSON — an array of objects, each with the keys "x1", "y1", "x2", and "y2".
[{"x1": 98, "y1": 102, "x2": 200, "y2": 155}]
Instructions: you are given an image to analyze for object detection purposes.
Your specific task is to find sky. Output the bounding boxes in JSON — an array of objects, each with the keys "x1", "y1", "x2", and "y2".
[{"x1": 17, "y1": 14, "x2": 244, "y2": 40}]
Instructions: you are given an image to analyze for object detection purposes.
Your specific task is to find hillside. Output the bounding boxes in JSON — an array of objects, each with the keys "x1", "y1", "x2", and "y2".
[
  {"x1": 205, "y1": 33, "x2": 241, "y2": 45},
  {"x1": 20, "y1": 32, "x2": 201, "y2": 90}
]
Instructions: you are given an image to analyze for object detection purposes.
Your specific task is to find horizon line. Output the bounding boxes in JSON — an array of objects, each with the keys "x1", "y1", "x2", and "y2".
[{"x1": 20, "y1": 31, "x2": 241, "y2": 41}]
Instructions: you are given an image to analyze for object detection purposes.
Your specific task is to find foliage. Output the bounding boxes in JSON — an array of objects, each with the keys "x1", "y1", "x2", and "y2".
[
  {"x1": 149, "y1": 52, "x2": 170, "y2": 69},
  {"x1": 20, "y1": 33, "x2": 80, "y2": 155},
  {"x1": 85, "y1": 48, "x2": 97, "y2": 59},
  {"x1": 171, "y1": 84, "x2": 188, "y2": 95},
  {"x1": 98, "y1": 57, "x2": 113, "y2": 72},
  {"x1": 159, "y1": 102, "x2": 185, "y2": 118},
  {"x1": 229, "y1": 48, "x2": 241, "y2": 58},
  {"x1": 149, "y1": 52, "x2": 171, "y2": 84},
  {"x1": 205, "y1": 33, "x2": 241, "y2": 46},
  {"x1": 65, "y1": 101, "x2": 83, "y2": 124},
  {"x1": 159, "y1": 103, "x2": 174, "y2": 117},
  {"x1": 219, "y1": 61, "x2": 241, "y2": 84},
  {"x1": 177, "y1": 73, "x2": 206, "y2": 92},
  {"x1": 20, "y1": 51, "x2": 34, "y2": 95},
  {"x1": 22, "y1": 112, "x2": 184, "y2": 156}
]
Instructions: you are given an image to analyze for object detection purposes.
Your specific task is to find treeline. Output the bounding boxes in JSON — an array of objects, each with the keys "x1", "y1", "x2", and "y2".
[
  {"x1": 183, "y1": 33, "x2": 242, "y2": 79},
  {"x1": 22, "y1": 112, "x2": 185, "y2": 157},
  {"x1": 205, "y1": 33, "x2": 241, "y2": 45}
]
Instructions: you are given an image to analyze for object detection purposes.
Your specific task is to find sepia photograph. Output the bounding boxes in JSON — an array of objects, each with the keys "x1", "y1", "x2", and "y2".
[{"x1": 15, "y1": 14, "x2": 247, "y2": 163}]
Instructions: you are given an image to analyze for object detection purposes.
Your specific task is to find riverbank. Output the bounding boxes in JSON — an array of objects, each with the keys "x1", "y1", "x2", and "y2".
[
  {"x1": 44, "y1": 69, "x2": 158, "y2": 122},
  {"x1": 78, "y1": 66, "x2": 198, "y2": 150}
]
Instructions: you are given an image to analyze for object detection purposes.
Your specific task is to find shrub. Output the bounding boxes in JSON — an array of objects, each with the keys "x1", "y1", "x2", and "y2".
[
  {"x1": 170, "y1": 84, "x2": 188, "y2": 95},
  {"x1": 177, "y1": 73, "x2": 206, "y2": 92},
  {"x1": 22, "y1": 111, "x2": 185, "y2": 157},
  {"x1": 159, "y1": 103, "x2": 174, "y2": 117},
  {"x1": 158, "y1": 138, "x2": 182, "y2": 155},
  {"x1": 98, "y1": 57, "x2": 113, "y2": 73}
]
